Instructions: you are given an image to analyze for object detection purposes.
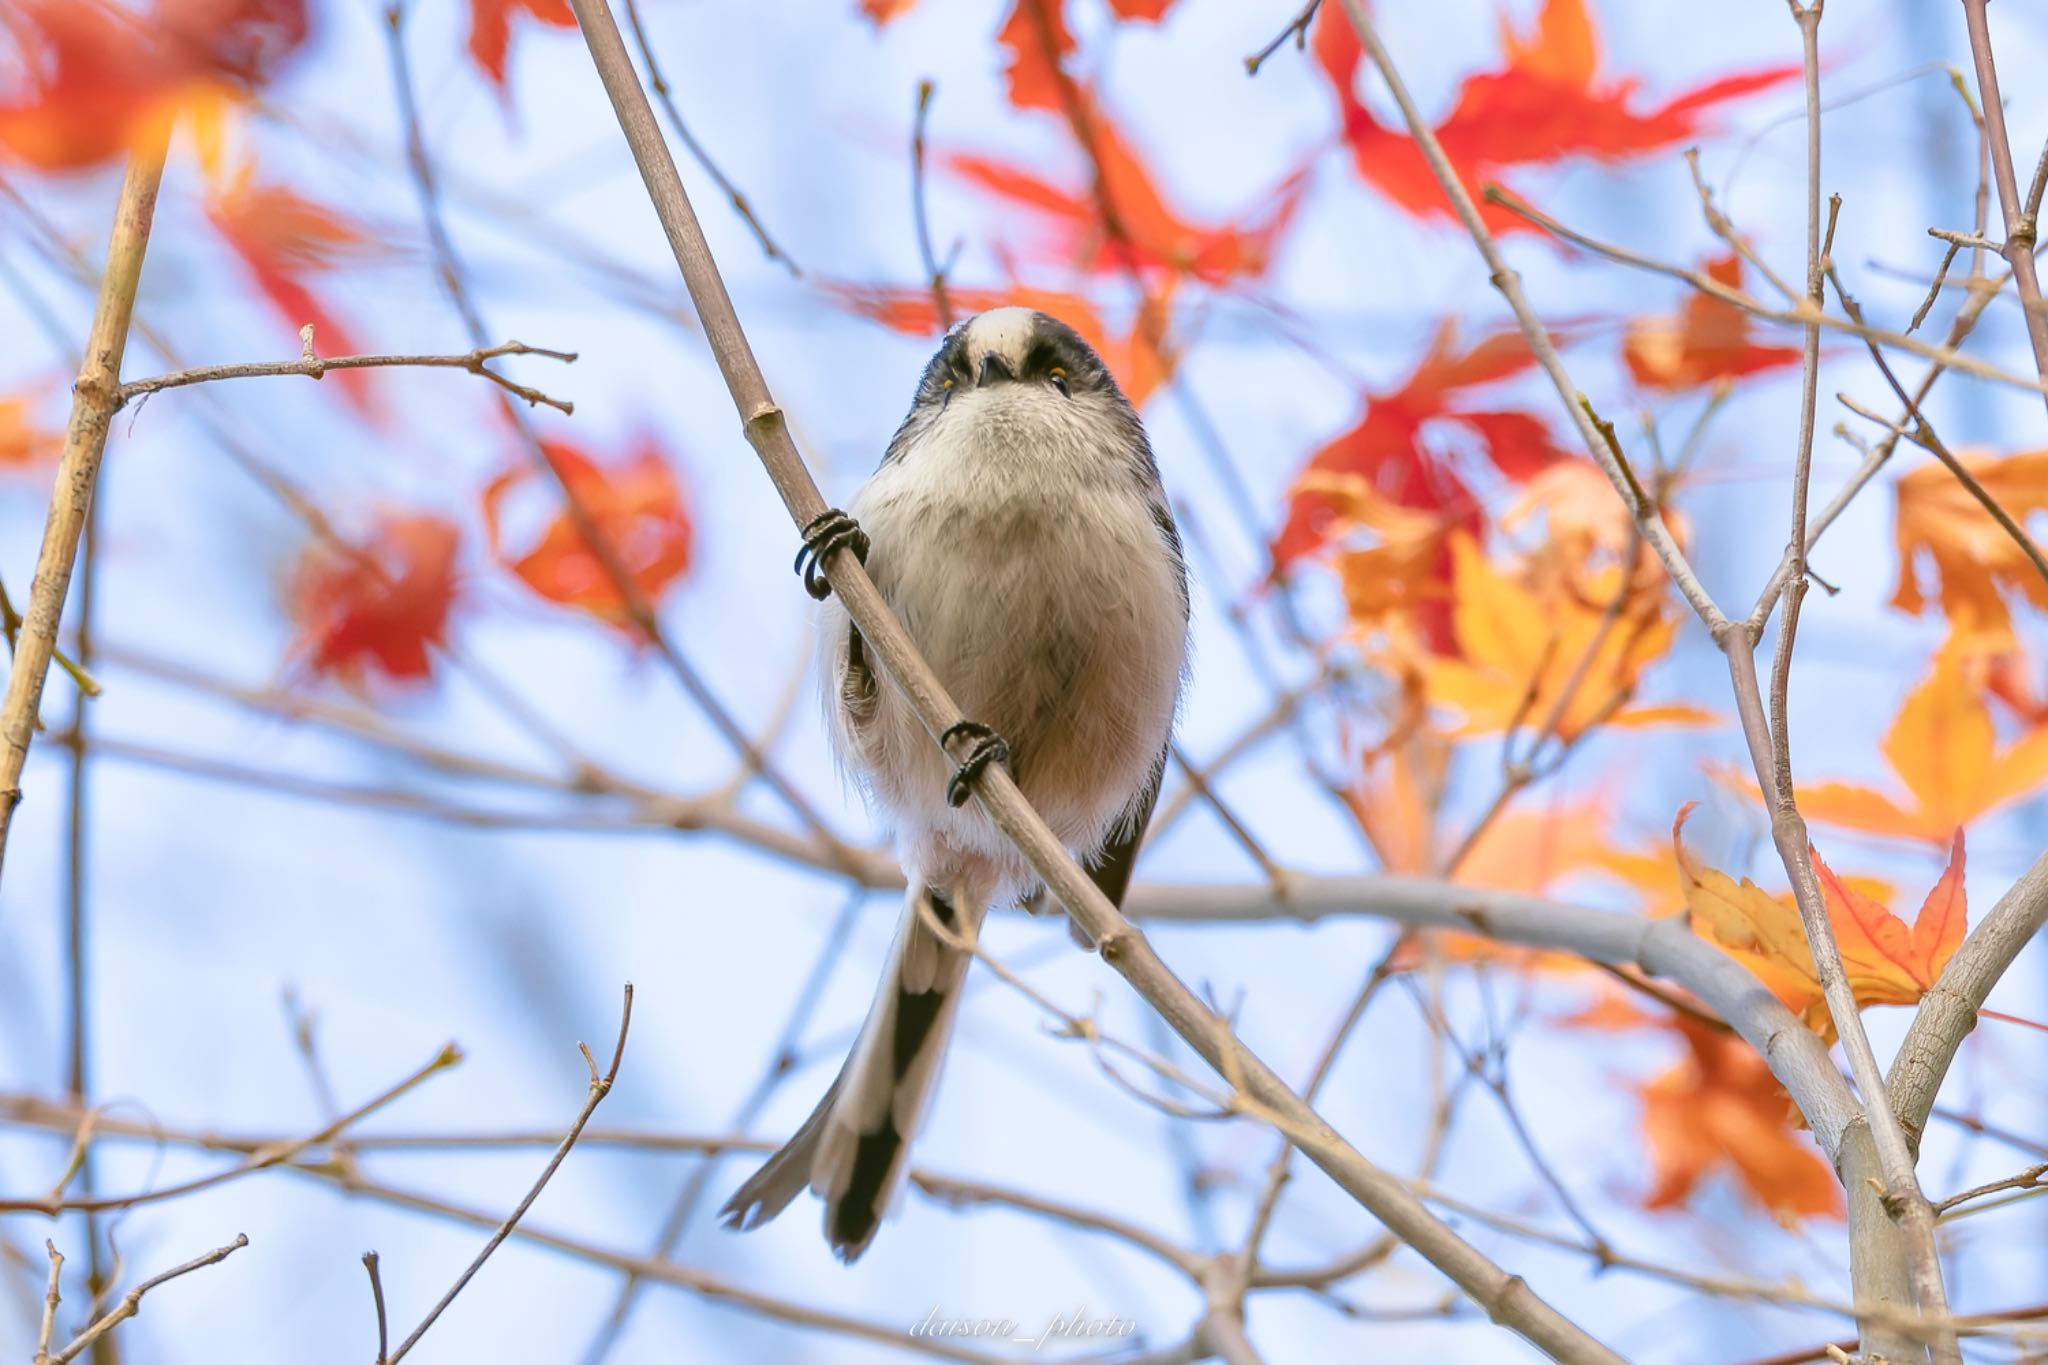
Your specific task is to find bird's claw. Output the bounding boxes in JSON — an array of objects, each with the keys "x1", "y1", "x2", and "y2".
[
  {"x1": 941, "y1": 720, "x2": 1010, "y2": 808},
  {"x1": 795, "y1": 508, "x2": 869, "y2": 600}
]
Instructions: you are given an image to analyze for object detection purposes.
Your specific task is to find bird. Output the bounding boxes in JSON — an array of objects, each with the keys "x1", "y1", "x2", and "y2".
[{"x1": 720, "y1": 306, "x2": 1191, "y2": 1261}]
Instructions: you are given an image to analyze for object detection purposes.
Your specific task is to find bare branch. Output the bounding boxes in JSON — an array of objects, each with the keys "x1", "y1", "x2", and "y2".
[
  {"x1": 1960, "y1": 0, "x2": 2048, "y2": 407},
  {"x1": 911, "y1": 79, "x2": 954, "y2": 330},
  {"x1": 114, "y1": 337, "x2": 577, "y2": 414},
  {"x1": 378, "y1": 985, "x2": 632, "y2": 1363},
  {"x1": 619, "y1": 0, "x2": 798, "y2": 274},
  {"x1": 0, "y1": 132, "x2": 167, "y2": 884},
  {"x1": 1244, "y1": 0, "x2": 1321, "y2": 76},
  {"x1": 0, "y1": 1042, "x2": 461, "y2": 1214},
  {"x1": 33, "y1": 1241, "x2": 61, "y2": 1365},
  {"x1": 561, "y1": 3, "x2": 1628, "y2": 1357},
  {"x1": 48, "y1": 1234, "x2": 248, "y2": 1365}
]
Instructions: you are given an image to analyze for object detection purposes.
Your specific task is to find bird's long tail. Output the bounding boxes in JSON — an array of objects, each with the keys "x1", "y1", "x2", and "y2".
[{"x1": 720, "y1": 879, "x2": 985, "y2": 1260}]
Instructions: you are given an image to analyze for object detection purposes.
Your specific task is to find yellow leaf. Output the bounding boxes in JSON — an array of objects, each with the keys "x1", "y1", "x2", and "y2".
[
  {"x1": 1892, "y1": 447, "x2": 2048, "y2": 640},
  {"x1": 1795, "y1": 631, "x2": 2048, "y2": 842}
]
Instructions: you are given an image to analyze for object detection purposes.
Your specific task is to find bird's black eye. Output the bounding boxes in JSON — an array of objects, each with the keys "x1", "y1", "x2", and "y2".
[{"x1": 1048, "y1": 365, "x2": 1069, "y2": 397}]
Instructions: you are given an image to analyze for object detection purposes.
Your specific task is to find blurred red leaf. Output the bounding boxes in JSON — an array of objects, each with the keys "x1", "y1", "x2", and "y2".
[
  {"x1": 1623, "y1": 253, "x2": 1802, "y2": 390},
  {"x1": 287, "y1": 513, "x2": 461, "y2": 685},
  {"x1": 823, "y1": 281, "x2": 1177, "y2": 406},
  {"x1": 861, "y1": 0, "x2": 921, "y2": 22},
  {"x1": 997, "y1": 0, "x2": 1074, "y2": 113},
  {"x1": 950, "y1": 97, "x2": 1307, "y2": 286},
  {"x1": 482, "y1": 438, "x2": 694, "y2": 626},
  {"x1": 1273, "y1": 323, "x2": 1567, "y2": 647},
  {"x1": 467, "y1": 0, "x2": 575, "y2": 92},
  {"x1": 1106, "y1": 0, "x2": 1175, "y2": 18},
  {"x1": 1310, "y1": 0, "x2": 1796, "y2": 233},
  {"x1": 0, "y1": 0, "x2": 306, "y2": 170},
  {"x1": 205, "y1": 166, "x2": 381, "y2": 414},
  {"x1": 1640, "y1": 1016, "x2": 1843, "y2": 1220}
]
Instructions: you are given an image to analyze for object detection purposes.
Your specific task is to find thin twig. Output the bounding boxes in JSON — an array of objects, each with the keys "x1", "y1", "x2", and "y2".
[
  {"x1": 619, "y1": 0, "x2": 798, "y2": 274},
  {"x1": 1960, "y1": 0, "x2": 2048, "y2": 409},
  {"x1": 911, "y1": 80, "x2": 954, "y2": 329},
  {"x1": 48, "y1": 1234, "x2": 248, "y2": 1365},
  {"x1": 1828, "y1": 272, "x2": 2048, "y2": 597},
  {"x1": 1243, "y1": 0, "x2": 1321, "y2": 76},
  {"x1": 34, "y1": 1242, "x2": 61, "y2": 1365},
  {"x1": 379, "y1": 985, "x2": 632, "y2": 1363},
  {"x1": 114, "y1": 337, "x2": 577, "y2": 414},
  {"x1": 1934, "y1": 1163, "x2": 2047, "y2": 1216},
  {"x1": 0, "y1": 1042, "x2": 461, "y2": 1214},
  {"x1": 1484, "y1": 185, "x2": 2048, "y2": 403},
  {"x1": 362, "y1": 1252, "x2": 389, "y2": 1364}
]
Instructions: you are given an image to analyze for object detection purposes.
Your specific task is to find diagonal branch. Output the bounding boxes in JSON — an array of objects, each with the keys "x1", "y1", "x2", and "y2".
[
  {"x1": 1960, "y1": 0, "x2": 2048, "y2": 409},
  {"x1": 562, "y1": 2, "x2": 1627, "y2": 1358},
  {"x1": 376, "y1": 985, "x2": 632, "y2": 1363},
  {"x1": 0, "y1": 133, "x2": 168, "y2": 886}
]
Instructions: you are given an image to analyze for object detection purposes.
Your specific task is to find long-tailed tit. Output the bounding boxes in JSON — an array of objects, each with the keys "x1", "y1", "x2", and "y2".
[{"x1": 720, "y1": 307, "x2": 1190, "y2": 1260}]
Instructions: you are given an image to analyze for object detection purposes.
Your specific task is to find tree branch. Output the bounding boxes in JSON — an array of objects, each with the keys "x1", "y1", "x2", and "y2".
[
  {"x1": 561, "y1": 2, "x2": 1628, "y2": 1357},
  {"x1": 115, "y1": 337, "x2": 577, "y2": 414},
  {"x1": 46, "y1": 1234, "x2": 248, "y2": 1365},
  {"x1": 376, "y1": 985, "x2": 631, "y2": 1363},
  {"x1": 0, "y1": 132, "x2": 168, "y2": 885},
  {"x1": 1960, "y1": 0, "x2": 2048, "y2": 408}
]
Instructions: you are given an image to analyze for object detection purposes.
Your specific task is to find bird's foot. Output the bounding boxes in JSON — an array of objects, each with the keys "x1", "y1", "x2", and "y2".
[
  {"x1": 794, "y1": 508, "x2": 869, "y2": 600},
  {"x1": 941, "y1": 721, "x2": 1010, "y2": 808}
]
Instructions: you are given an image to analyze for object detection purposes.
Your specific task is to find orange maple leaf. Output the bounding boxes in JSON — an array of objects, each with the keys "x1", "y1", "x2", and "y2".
[
  {"x1": 467, "y1": 0, "x2": 576, "y2": 93},
  {"x1": 1639, "y1": 1015, "x2": 1843, "y2": 1220},
  {"x1": 1310, "y1": 0, "x2": 1796, "y2": 234},
  {"x1": 482, "y1": 438, "x2": 694, "y2": 627},
  {"x1": 1891, "y1": 447, "x2": 2048, "y2": 642},
  {"x1": 0, "y1": 0, "x2": 306, "y2": 171},
  {"x1": 0, "y1": 393, "x2": 60, "y2": 468},
  {"x1": 860, "y1": 0, "x2": 920, "y2": 22},
  {"x1": 1791, "y1": 631, "x2": 2048, "y2": 843},
  {"x1": 1623, "y1": 253, "x2": 1802, "y2": 391},
  {"x1": 996, "y1": 0, "x2": 1074, "y2": 113},
  {"x1": 949, "y1": 96, "x2": 1309, "y2": 287},
  {"x1": 822, "y1": 281, "x2": 1177, "y2": 407},
  {"x1": 287, "y1": 512, "x2": 462, "y2": 686},
  {"x1": 1273, "y1": 324, "x2": 1572, "y2": 650},
  {"x1": 1311, "y1": 475, "x2": 1459, "y2": 633},
  {"x1": 1401, "y1": 533, "x2": 1711, "y2": 742},
  {"x1": 205, "y1": 165, "x2": 382, "y2": 413},
  {"x1": 1673, "y1": 804, "x2": 1966, "y2": 1037}
]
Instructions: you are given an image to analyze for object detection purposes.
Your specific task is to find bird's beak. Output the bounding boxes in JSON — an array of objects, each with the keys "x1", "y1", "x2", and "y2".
[{"x1": 977, "y1": 354, "x2": 1014, "y2": 388}]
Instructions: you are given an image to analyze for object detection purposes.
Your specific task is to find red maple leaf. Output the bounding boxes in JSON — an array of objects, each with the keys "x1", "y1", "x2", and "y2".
[
  {"x1": 1310, "y1": 0, "x2": 1796, "y2": 234},
  {"x1": 481, "y1": 438, "x2": 694, "y2": 627},
  {"x1": 467, "y1": 0, "x2": 576, "y2": 93},
  {"x1": 949, "y1": 96, "x2": 1308, "y2": 287},
  {"x1": 205, "y1": 168, "x2": 382, "y2": 415},
  {"x1": 996, "y1": 0, "x2": 1074, "y2": 113},
  {"x1": 287, "y1": 513, "x2": 462, "y2": 685},
  {"x1": 1273, "y1": 324, "x2": 1571, "y2": 650},
  {"x1": 0, "y1": 0, "x2": 306, "y2": 171},
  {"x1": 1623, "y1": 253, "x2": 1803, "y2": 390}
]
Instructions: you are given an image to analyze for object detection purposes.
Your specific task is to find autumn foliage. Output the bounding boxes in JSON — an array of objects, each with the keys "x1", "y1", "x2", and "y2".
[{"x1": 6, "y1": 0, "x2": 2048, "y2": 1354}]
